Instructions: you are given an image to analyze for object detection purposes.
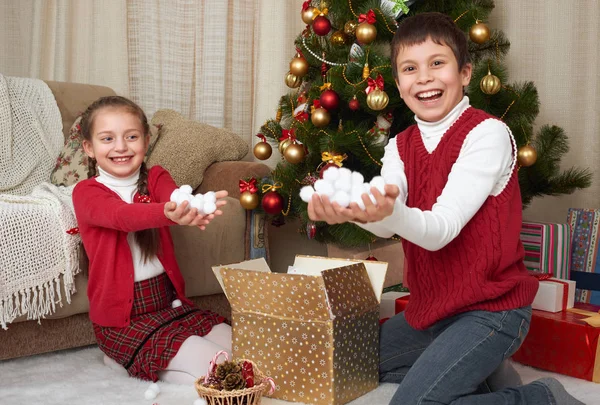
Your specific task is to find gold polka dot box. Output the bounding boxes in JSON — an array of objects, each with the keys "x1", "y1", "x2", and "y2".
[{"x1": 213, "y1": 256, "x2": 388, "y2": 405}]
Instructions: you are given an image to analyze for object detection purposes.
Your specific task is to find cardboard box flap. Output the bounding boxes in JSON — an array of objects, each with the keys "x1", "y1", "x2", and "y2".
[
  {"x1": 292, "y1": 255, "x2": 388, "y2": 303},
  {"x1": 212, "y1": 258, "x2": 270, "y2": 300},
  {"x1": 321, "y1": 263, "x2": 378, "y2": 317},
  {"x1": 220, "y1": 268, "x2": 332, "y2": 321}
]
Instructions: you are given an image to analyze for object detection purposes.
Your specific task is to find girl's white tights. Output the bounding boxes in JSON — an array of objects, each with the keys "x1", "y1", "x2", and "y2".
[{"x1": 103, "y1": 323, "x2": 233, "y2": 385}]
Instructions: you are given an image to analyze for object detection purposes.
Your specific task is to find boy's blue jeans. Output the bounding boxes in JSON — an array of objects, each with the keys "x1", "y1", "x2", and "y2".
[{"x1": 380, "y1": 306, "x2": 556, "y2": 404}]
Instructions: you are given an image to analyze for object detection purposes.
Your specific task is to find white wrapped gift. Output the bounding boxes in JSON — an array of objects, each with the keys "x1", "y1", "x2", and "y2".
[
  {"x1": 531, "y1": 277, "x2": 576, "y2": 313},
  {"x1": 380, "y1": 291, "x2": 410, "y2": 319}
]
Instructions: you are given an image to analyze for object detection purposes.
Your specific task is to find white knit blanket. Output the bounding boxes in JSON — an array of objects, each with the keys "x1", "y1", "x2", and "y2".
[{"x1": 0, "y1": 74, "x2": 81, "y2": 329}]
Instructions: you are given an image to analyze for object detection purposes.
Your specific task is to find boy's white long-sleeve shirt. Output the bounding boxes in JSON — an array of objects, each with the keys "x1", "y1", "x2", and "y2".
[{"x1": 356, "y1": 96, "x2": 516, "y2": 251}]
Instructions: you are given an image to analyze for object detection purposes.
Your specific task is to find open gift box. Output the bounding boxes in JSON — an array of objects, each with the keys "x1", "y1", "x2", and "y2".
[{"x1": 213, "y1": 255, "x2": 388, "y2": 405}]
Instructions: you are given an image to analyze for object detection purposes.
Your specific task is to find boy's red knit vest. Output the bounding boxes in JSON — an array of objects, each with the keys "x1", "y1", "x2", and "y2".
[{"x1": 396, "y1": 107, "x2": 538, "y2": 330}]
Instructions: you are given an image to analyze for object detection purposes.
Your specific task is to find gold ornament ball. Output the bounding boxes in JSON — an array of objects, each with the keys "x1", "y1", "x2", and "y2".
[
  {"x1": 301, "y1": 6, "x2": 317, "y2": 25},
  {"x1": 355, "y1": 22, "x2": 377, "y2": 45},
  {"x1": 284, "y1": 71, "x2": 302, "y2": 88},
  {"x1": 344, "y1": 20, "x2": 358, "y2": 36},
  {"x1": 517, "y1": 145, "x2": 537, "y2": 167},
  {"x1": 239, "y1": 191, "x2": 259, "y2": 210},
  {"x1": 480, "y1": 72, "x2": 502, "y2": 95},
  {"x1": 366, "y1": 89, "x2": 389, "y2": 111},
  {"x1": 278, "y1": 138, "x2": 292, "y2": 154},
  {"x1": 311, "y1": 107, "x2": 331, "y2": 127},
  {"x1": 253, "y1": 142, "x2": 272, "y2": 160},
  {"x1": 330, "y1": 30, "x2": 347, "y2": 46},
  {"x1": 289, "y1": 56, "x2": 309, "y2": 77},
  {"x1": 283, "y1": 142, "x2": 306, "y2": 164},
  {"x1": 469, "y1": 22, "x2": 491, "y2": 44}
]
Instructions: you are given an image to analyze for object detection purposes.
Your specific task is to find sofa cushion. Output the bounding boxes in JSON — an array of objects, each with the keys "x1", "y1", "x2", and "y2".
[
  {"x1": 148, "y1": 109, "x2": 248, "y2": 189},
  {"x1": 50, "y1": 116, "x2": 159, "y2": 186}
]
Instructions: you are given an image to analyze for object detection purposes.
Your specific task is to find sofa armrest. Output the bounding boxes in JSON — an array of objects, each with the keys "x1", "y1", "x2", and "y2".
[{"x1": 198, "y1": 161, "x2": 271, "y2": 198}]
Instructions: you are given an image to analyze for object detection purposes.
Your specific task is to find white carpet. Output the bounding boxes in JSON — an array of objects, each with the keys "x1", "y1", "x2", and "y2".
[{"x1": 0, "y1": 346, "x2": 597, "y2": 405}]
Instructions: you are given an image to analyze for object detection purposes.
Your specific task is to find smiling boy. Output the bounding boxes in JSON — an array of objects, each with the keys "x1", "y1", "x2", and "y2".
[{"x1": 308, "y1": 12, "x2": 582, "y2": 405}]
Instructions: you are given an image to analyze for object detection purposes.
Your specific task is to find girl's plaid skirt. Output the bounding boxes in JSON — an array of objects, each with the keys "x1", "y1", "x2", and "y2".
[{"x1": 93, "y1": 272, "x2": 226, "y2": 381}]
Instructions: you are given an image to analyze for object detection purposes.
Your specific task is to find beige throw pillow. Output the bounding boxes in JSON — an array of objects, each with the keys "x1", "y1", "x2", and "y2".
[{"x1": 148, "y1": 109, "x2": 248, "y2": 189}]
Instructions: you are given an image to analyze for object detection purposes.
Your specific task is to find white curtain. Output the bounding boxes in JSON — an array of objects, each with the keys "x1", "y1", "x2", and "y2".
[
  {"x1": 127, "y1": 0, "x2": 258, "y2": 147},
  {"x1": 489, "y1": 0, "x2": 600, "y2": 222},
  {"x1": 0, "y1": 0, "x2": 129, "y2": 96}
]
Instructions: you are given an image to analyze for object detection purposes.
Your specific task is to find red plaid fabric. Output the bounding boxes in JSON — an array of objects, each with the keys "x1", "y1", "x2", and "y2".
[{"x1": 93, "y1": 273, "x2": 226, "y2": 381}]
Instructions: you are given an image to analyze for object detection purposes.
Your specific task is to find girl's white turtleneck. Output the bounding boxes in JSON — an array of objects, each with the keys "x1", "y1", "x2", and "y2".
[
  {"x1": 96, "y1": 167, "x2": 165, "y2": 281},
  {"x1": 356, "y1": 96, "x2": 515, "y2": 251}
]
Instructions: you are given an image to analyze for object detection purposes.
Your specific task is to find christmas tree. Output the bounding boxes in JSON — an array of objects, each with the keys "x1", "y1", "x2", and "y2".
[{"x1": 244, "y1": 0, "x2": 591, "y2": 248}]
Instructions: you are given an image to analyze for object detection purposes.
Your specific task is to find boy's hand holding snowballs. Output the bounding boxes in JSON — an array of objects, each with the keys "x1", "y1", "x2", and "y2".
[
  {"x1": 166, "y1": 185, "x2": 228, "y2": 229},
  {"x1": 304, "y1": 166, "x2": 400, "y2": 225},
  {"x1": 300, "y1": 167, "x2": 387, "y2": 209}
]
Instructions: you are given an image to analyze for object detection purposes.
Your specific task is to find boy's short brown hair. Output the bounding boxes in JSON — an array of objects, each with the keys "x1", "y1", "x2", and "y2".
[{"x1": 391, "y1": 12, "x2": 471, "y2": 80}]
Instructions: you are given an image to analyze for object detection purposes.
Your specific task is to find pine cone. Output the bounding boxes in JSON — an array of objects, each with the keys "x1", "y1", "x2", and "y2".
[
  {"x1": 223, "y1": 372, "x2": 246, "y2": 391},
  {"x1": 215, "y1": 361, "x2": 242, "y2": 380},
  {"x1": 203, "y1": 375, "x2": 223, "y2": 391}
]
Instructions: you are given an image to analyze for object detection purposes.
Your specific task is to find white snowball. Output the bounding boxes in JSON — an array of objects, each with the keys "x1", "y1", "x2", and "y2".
[
  {"x1": 170, "y1": 189, "x2": 182, "y2": 203},
  {"x1": 351, "y1": 189, "x2": 366, "y2": 210},
  {"x1": 338, "y1": 167, "x2": 352, "y2": 178},
  {"x1": 203, "y1": 201, "x2": 217, "y2": 215},
  {"x1": 362, "y1": 182, "x2": 372, "y2": 195},
  {"x1": 203, "y1": 191, "x2": 216, "y2": 203},
  {"x1": 351, "y1": 172, "x2": 364, "y2": 188},
  {"x1": 299, "y1": 186, "x2": 316, "y2": 203},
  {"x1": 144, "y1": 389, "x2": 157, "y2": 400},
  {"x1": 179, "y1": 185, "x2": 193, "y2": 195},
  {"x1": 194, "y1": 399, "x2": 208, "y2": 405},
  {"x1": 190, "y1": 195, "x2": 205, "y2": 211},
  {"x1": 171, "y1": 190, "x2": 192, "y2": 207},
  {"x1": 370, "y1": 176, "x2": 387, "y2": 196},
  {"x1": 322, "y1": 166, "x2": 339, "y2": 183},
  {"x1": 331, "y1": 190, "x2": 351, "y2": 208},
  {"x1": 314, "y1": 179, "x2": 335, "y2": 197},
  {"x1": 171, "y1": 299, "x2": 182, "y2": 309},
  {"x1": 335, "y1": 175, "x2": 352, "y2": 192}
]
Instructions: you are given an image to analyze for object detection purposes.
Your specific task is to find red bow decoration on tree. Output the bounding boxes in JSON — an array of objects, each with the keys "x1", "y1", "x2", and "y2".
[
  {"x1": 239, "y1": 178, "x2": 258, "y2": 194},
  {"x1": 358, "y1": 10, "x2": 376, "y2": 24},
  {"x1": 366, "y1": 74, "x2": 385, "y2": 94},
  {"x1": 279, "y1": 128, "x2": 297, "y2": 142},
  {"x1": 302, "y1": 1, "x2": 310, "y2": 11},
  {"x1": 256, "y1": 133, "x2": 267, "y2": 142}
]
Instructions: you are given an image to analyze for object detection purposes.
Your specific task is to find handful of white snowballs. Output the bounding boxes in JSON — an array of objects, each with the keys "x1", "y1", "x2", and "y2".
[
  {"x1": 170, "y1": 185, "x2": 217, "y2": 215},
  {"x1": 300, "y1": 166, "x2": 388, "y2": 210}
]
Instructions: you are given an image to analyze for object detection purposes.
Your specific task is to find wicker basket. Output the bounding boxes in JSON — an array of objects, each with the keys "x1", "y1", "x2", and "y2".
[{"x1": 195, "y1": 359, "x2": 272, "y2": 405}]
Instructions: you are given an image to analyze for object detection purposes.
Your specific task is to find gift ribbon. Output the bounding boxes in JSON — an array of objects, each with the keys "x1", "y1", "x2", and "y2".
[
  {"x1": 312, "y1": 7, "x2": 328, "y2": 18},
  {"x1": 391, "y1": 0, "x2": 410, "y2": 14},
  {"x1": 204, "y1": 350, "x2": 229, "y2": 384},
  {"x1": 262, "y1": 182, "x2": 283, "y2": 193},
  {"x1": 366, "y1": 74, "x2": 384, "y2": 94},
  {"x1": 321, "y1": 151, "x2": 347, "y2": 166},
  {"x1": 567, "y1": 307, "x2": 600, "y2": 328},
  {"x1": 310, "y1": 99, "x2": 322, "y2": 113},
  {"x1": 358, "y1": 10, "x2": 376, "y2": 24},
  {"x1": 239, "y1": 178, "x2": 258, "y2": 194},
  {"x1": 530, "y1": 271, "x2": 569, "y2": 312},
  {"x1": 279, "y1": 128, "x2": 296, "y2": 143}
]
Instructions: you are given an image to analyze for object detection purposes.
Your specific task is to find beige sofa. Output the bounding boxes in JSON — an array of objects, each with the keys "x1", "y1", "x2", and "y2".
[{"x1": 0, "y1": 81, "x2": 271, "y2": 361}]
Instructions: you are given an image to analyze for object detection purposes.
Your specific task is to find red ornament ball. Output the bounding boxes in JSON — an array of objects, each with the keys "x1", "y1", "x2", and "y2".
[
  {"x1": 319, "y1": 162, "x2": 339, "y2": 178},
  {"x1": 319, "y1": 89, "x2": 340, "y2": 111},
  {"x1": 365, "y1": 255, "x2": 378, "y2": 261},
  {"x1": 312, "y1": 15, "x2": 332, "y2": 36},
  {"x1": 349, "y1": 97, "x2": 360, "y2": 111},
  {"x1": 261, "y1": 191, "x2": 284, "y2": 215}
]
